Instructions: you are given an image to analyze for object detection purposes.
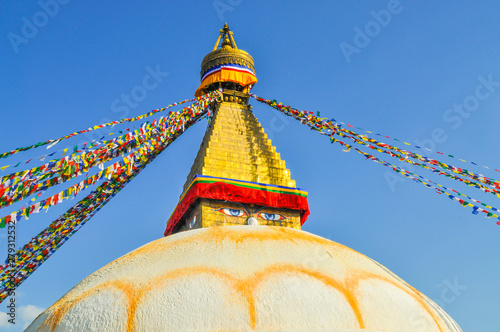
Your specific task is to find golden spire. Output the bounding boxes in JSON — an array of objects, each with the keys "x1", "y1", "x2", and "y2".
[{"x1": 165, "y1": 25, "x2": 308, "y2": 236}]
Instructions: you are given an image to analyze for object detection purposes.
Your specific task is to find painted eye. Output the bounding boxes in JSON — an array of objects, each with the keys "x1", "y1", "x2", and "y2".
[
  {"x1": 189, "y1": 215, "x2": 197, "y2": 228},
  {"x1": 258, "y1": 213, "x2": 286, "y2": 221},
  {"x1": 218, "y1": 208, "x2": 247, "y2": 217}
]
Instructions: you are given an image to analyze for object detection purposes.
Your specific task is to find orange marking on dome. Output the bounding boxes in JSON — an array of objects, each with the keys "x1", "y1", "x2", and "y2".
[
  {"x1": 101, "y1": 227, "x2": 341, "y2": 268},
  {"x1": 345, "y1": 271, "x2": 445, "y2": 332},
  {"x1": 44, "y1": 280, "x2": 137, "y2": 332},
  {"x1": 136, "y1": 266, "x2": 257, "y2": 328},
  {"x1": 136, "y1": 263, "x2": 366, "y2": 329},
  {"x1": 234, "y1": 280, "x2": 257, "y2": 329}
]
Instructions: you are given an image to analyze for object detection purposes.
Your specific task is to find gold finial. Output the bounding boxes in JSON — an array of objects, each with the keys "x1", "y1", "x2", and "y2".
[
  {"x1": 212, "y1": 23, "x2": 238, "y2": 51},
  {"x1": 221, "y1": 35, "x2": 232, "y2": 49}
]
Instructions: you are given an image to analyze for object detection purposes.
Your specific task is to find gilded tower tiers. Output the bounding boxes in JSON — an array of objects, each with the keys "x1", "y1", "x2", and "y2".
[
  {"x1": 182, "y1": 102, "x2": 296, "y2": 193},
  {"x1": 164, "y1": 25, "x2": 309, "y2": 236}
]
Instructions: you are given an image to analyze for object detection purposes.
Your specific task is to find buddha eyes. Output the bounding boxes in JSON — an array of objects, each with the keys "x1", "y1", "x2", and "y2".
[
  {"x1": 217, "y1": 208, "x2": 247, "y2": 217},
  {"x1": 215, "y1": 208, "x2": 286, "y2": 221},
  {"x1": 258, "y1": 213, "x2": 286, "y2": 221}
]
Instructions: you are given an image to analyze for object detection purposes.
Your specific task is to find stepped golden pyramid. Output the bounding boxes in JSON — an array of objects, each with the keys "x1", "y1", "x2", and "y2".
[
  {"x1": 27, "y1": 24, "x2": 462, "y2": 331},
  {"x1": 183, "y1": 103, "x2": 296, "y2": 190}
]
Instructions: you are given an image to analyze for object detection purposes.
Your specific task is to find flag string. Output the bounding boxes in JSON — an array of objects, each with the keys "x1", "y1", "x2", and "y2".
[{"x1": 0, "y1": 91, "x2": 219, "y2": 161}]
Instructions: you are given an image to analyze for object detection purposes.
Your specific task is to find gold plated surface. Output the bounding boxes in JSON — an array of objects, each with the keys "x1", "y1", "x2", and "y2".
[{"x1": 181, "y1": 101, "x2": 297, "y2": 196}]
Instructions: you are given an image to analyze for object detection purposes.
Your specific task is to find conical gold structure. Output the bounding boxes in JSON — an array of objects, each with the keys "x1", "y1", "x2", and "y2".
[
  {"x1": 182, "y1": 102, "x2": 296, "y2": 195},
  {"x1": 165, "y1": 25, "x2": 308, "y2": 236}
]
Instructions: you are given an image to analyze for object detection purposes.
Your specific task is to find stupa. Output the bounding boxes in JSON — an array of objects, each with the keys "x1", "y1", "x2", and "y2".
[{"x1": 27, "y1": 24, "x2": 462, "y2": 332}]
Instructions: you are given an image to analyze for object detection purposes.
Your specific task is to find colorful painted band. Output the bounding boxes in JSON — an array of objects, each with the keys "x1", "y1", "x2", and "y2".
[
  {"x1": 164, "y1": 175, "x2": 309, "y2": 236},
  {"x1": 201, "y1": 64, "x2": 255, "y2": 82},
  {"x1": 195, "y1": 67, "x2": 257, "y2": 97}
]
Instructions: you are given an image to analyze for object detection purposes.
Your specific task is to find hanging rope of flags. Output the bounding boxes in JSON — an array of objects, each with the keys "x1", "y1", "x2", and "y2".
[
  {"x1": 0, "y1": 119, "x2": 160, "y2": 173},
  {"x1": 1, "y1": 90, "x2": 218, "y2": 176},
  {"x1": 250, "y1": 93, "x2": 500, "y2": 226},
  {"x1": 335, "y1": 127, "x2": 500, "y2": 193},
  {"x1": 0, "y1": 90, "x2": 221, "y2": 228},
  {"x1": 0, "y1": 120, "x2": 149, "y2": 179},
  {"x1": 0, "y1": 95, "x2": 207, "y2": 161},
  {"x1": 313, "y1": 109, "x2": 498, "y2": 172},
  {"x1": 331, "y1": 129, "x2": 500, "y2": 198},
  {"x1": 0, "y1": 121, "x2": 170, "y2": 211},
  {"x1": 330, "y1": 136, "x2": 500, "y2": 219},
  {"x1": 0, "y1": 90, "x2": 223, "y2": 303},
  {"x1": 0, "y1": 164, "x2": 133, "y2": 303}
]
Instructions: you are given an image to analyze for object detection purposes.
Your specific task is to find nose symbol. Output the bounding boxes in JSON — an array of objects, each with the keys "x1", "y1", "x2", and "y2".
[{"x1": 247, "y1": 217, "x2": 258, "y2": 225}]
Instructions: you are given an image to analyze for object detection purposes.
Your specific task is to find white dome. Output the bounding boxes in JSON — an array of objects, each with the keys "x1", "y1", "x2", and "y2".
[{"x1": 27, "y1": 226, "x2": 461, "y2": 331}]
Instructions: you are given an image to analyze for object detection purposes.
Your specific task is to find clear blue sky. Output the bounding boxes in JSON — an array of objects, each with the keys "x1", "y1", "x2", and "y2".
[{"x1": 1, "y1": 1, "x2": 500, "y2": 330}]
